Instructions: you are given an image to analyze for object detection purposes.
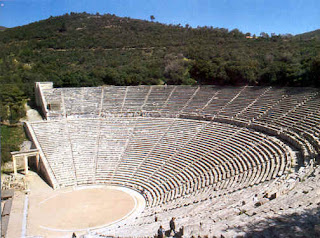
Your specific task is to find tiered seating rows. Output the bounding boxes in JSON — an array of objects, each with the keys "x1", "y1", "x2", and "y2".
[
  {"x1": 41, "y1": 86, "x2": 320, "y2": 159},
  {"x1": 31, "y1": 121, "x2": 76, "y2": 187},
  {"x1": 99, "y1": 166, "x2": 320, "y2": 238},
  {"x1": 30, "y1": 118, "x2": 291, "y2": 206}
]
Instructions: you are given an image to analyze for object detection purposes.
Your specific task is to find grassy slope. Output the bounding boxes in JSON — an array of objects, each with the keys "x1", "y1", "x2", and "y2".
[{"x1": 1, "y1": 124, "x2": 27, "y2": 166}]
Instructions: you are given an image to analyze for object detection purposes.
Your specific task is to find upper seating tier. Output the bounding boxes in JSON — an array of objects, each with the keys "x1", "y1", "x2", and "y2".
[{"x1": 37, "y1": 84, "x2": 320, "y2": 161}]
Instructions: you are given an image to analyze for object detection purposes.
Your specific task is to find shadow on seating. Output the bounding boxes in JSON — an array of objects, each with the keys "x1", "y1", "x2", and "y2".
[
  {"x1": 163, "y1": 227, "x2": 183, "y2": 238},
  {"x1": 228, "y1": 207, "x2": 320, "y2": 238}
]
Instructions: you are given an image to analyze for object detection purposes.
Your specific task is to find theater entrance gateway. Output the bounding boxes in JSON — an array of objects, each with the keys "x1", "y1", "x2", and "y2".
[{"x1": 11, "y1": 149, "x2": 39, "y2": 176}]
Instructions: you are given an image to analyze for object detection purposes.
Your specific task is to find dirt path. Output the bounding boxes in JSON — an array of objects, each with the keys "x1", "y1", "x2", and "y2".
[
  {"x1": 21, "y1": 103, "x2": 43, "y2": 122},
  {"x1": 6, "y1": 190, "x2": 25, "y2": 238}
]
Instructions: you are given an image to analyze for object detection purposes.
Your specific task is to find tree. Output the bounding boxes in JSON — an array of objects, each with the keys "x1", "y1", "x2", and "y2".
[
  {"x1": 0, "y1": 85, "x2": 26, "y2": 123},
  {"x1": 309, "y1": 56, "x2": 320, "y2": 86},
  {"x1": 59, "y1": 21, "x2": 67, "y2": 32},
  {"x1": 260, "y1": 32, "x2": 269, "y2": 38},
  {"x1": 190, "y1": 60, "x2": 217, "y2": 84},
  {"x1": 229, "y1": 28, "x2": 243, "y2": 38},
  {"x1": 150, "y1": 15, "x2": 155, "y2": 22},
  {"x1": 164, "y1": 54, "x2": 195, "y2": 85}
]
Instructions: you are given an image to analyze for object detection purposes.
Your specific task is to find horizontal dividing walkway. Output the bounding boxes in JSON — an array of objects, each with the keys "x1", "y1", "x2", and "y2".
[{"x1": 40, "y1": 84, "x2": 320, "y2": 162}]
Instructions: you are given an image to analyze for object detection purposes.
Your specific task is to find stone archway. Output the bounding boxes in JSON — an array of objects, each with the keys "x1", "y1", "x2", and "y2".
[{"x1": 11, "y1": 149, "x2": 39, "y2": 176}]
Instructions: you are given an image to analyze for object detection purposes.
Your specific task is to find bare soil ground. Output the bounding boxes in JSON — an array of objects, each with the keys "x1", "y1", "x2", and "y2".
[{"x1": 34, "y1": 188, "x2": 135, "y2": 230}]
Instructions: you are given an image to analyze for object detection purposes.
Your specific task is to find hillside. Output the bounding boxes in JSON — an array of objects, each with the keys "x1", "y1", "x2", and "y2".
[
  {"x1": 296, "y1": 29, "x2": 320, "y2": 40},
  {"x1": 0, "y1": 26, "x2": 7, "y2": 31},
  {"x1": 0, "y1": 12, "x2": 320, "y2": 124}
]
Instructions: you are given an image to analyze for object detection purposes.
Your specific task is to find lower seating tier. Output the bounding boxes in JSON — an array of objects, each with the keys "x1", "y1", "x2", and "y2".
[{"x1": 28, "y1": 117, "x2": 294, "y2": 206}]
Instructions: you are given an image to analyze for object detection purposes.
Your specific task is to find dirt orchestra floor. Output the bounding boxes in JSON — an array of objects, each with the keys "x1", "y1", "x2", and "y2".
[{"x1": 13, "y1": 171, "x2": 143, "y2": 238}]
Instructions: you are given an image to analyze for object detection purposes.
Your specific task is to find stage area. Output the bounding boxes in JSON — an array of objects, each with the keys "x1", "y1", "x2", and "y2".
[
  {"x1": 35, "y1": 187, "x2": 135, "y2": 230},
  {"x1": 21, "y1": 172, "x2": 145, "y2": 238}
]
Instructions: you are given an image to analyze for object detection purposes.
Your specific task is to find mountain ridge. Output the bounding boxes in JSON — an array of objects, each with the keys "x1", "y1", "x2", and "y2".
[{"x1": 3, "y1": 13, "x2": 319, "y2": 38}]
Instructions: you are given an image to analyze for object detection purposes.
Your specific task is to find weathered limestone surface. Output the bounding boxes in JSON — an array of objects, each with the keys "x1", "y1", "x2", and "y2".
[{"x1": 28, "y1": 83, "x2": 320, "y2": 237}]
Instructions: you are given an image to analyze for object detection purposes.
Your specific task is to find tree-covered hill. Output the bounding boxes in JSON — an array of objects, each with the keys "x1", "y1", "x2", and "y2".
[
  {"x1": 296, "y1": 29, "x2": 320, "y2": 40},
  {"x1": 0, "y1": 12, "x2": 320, "y2": 164},
  {"x1": 0, "y1": 12, "x2": 320, "y2": 124}
]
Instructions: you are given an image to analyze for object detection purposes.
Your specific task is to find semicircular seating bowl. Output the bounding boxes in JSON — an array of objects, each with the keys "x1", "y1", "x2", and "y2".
[
  {"x1": 29, "y1": 83, "x2": 320, "y2": 236},
  {"x1": 28, "y1": 117, "x2": 292, "y2": 207}
]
